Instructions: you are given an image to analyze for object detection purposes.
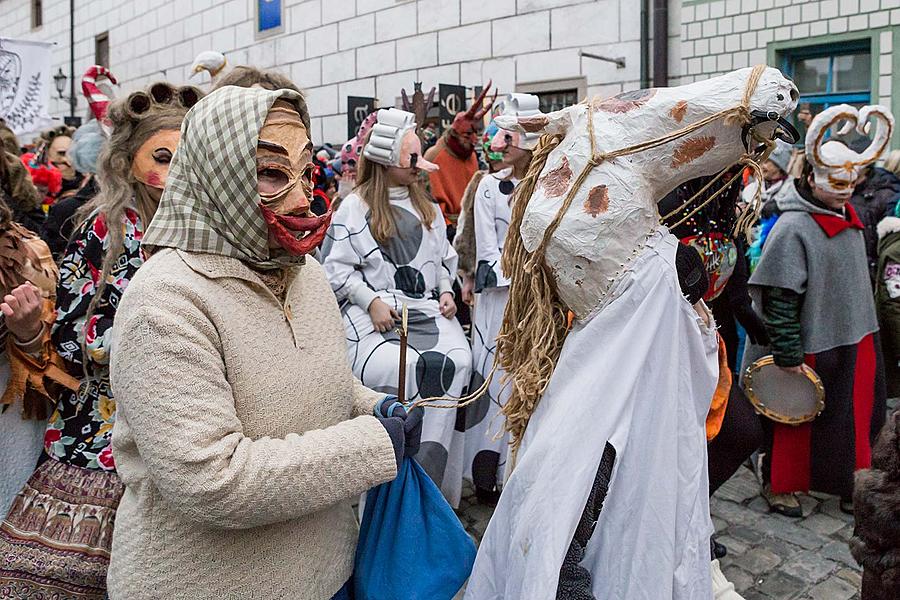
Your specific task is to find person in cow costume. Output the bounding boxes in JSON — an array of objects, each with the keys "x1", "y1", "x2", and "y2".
[
  {"x1": 424, "y1": 82, "x2": 495, "y2": 238},
  {"x1": 742, "y1": 104, "x2": 890, "y2": 518},
  {"x1": 464, "y1": 66, "x2": 800, "y2": 600}
]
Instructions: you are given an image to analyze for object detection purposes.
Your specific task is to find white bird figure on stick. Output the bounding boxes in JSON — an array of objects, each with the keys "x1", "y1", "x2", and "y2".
[{"x1": 190, "y1": 51, "x2": 227, "y2": 86}]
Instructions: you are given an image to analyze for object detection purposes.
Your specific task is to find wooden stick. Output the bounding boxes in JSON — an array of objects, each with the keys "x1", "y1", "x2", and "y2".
[{"x1": 397, "y1": 303, "x2": 408, "y2": 405}]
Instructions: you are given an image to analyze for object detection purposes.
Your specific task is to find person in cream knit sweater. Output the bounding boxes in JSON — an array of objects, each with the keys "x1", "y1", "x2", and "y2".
[{"x1": 108, "y1": 86, "x2": 416, "y2": 599}]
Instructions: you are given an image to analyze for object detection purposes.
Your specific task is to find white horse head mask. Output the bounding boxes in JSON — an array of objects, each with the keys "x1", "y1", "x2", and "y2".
[
  {"x1": 497, "y1": 66, "x2": 799, "y2": 318},
  {"x1": 805, "y1": 104, "x2": 894, "y2": 197}
]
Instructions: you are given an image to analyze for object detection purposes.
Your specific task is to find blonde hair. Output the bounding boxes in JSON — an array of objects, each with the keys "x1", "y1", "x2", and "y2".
[
  {"x1": 884, "y1": 149, "x2": 900, "y2": 178},
  {"x1": 355, "y1": 150, "x2": 436, "y2": 244},
  {"x1": 496, "y1": 133, "x2": 567, "y2": 451}
]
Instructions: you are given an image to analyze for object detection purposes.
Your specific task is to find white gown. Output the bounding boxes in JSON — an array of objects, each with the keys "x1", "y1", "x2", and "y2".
[
  {"x1": 465, "y1": 230, "x2": 718, "y2": 600},
  {"x1": 462, "y1": 174, "x2": 516, "y2": 492},
  {"x1": 321, "y1": 187, "x2": 472, "y2": 507}
]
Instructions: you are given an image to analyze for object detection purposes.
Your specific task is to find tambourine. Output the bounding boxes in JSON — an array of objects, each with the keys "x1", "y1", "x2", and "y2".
[{"x1": 743, "y1": 355, "x2": 825, "y2": 425}]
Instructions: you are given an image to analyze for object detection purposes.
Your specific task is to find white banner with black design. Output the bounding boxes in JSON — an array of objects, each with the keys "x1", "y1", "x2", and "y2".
[{"x1": 0, "y1": 38, "x2": 54, "y2": 142}]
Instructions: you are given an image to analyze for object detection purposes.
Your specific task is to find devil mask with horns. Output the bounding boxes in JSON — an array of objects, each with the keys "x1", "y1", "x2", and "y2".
[
  {"x1": 446, "y1": 82, "x2": 496, "y2": 159},
  {"x1": 805, "y1": 104, "x2": 894, "y2": 200}
]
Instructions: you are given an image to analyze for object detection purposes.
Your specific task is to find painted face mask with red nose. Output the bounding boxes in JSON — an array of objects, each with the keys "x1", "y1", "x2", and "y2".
[{"x1": 256, "y1": 101, "x2": 331, "y2": 256}]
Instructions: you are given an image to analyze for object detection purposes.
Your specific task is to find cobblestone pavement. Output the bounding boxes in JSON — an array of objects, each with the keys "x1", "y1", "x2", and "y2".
[{"x1": 456, "y1": 467, "x2": 862, "y2": 599}]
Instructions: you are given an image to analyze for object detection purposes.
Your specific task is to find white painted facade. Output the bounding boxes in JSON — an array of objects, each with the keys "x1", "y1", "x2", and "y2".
[
  {"x1": 2, "y1": 0, "x2": 895, "y2": 144},
  {"x1": 2, "y1": 0, "x2": 668, "y2": 144}
]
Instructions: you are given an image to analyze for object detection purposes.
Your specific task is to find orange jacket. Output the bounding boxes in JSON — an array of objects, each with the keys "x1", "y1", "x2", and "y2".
[{"x1": 424, "y1": 138, "x2": 479, "y2": 224}]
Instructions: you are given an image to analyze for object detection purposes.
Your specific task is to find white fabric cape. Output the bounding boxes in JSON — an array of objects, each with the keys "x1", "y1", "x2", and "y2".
[{"x1": 465, "y1": 230, "x2": 718, "y2": 600}]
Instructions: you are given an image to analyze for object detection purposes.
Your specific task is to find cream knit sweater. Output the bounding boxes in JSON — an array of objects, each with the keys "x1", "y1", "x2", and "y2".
[{"x1": 108, "y1": 249, "x2": 398, "y2": 599}]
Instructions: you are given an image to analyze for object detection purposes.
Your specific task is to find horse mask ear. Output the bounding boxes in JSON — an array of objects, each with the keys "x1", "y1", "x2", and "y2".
[{"x1": 494, "y1": 105, "x2": 572, "y2": 138}]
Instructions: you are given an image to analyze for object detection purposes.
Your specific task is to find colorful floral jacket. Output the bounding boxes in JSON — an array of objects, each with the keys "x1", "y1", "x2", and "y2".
[{"x1": 45, "y1": 207, "x2": 144, "y2": 471}]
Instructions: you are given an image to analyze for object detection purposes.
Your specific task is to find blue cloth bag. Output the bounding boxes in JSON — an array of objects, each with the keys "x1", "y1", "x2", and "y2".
[{"x1": 354, "y1": 457, "x2": 476, "y2": 600}]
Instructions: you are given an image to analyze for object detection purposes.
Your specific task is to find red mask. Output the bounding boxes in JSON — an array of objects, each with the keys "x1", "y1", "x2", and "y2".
[{"x1": 447, "y1": 81, "x2": 496, "y2": 158}]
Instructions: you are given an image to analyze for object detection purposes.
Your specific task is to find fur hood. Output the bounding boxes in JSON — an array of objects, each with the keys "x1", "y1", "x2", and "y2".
[{"x1": 878, "y1": 216, "x2": 900, "y2": 240}]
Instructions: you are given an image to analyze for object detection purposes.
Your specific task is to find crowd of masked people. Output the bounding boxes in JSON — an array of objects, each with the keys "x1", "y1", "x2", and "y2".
[{"x1": 0, "y1": 60, "x2": 899, "y2": 600}]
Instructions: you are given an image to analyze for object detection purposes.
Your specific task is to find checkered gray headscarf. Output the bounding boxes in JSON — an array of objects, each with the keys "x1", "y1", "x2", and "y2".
[{"x1": 142, "y1": 85, "x2": 308, "y2": 269}]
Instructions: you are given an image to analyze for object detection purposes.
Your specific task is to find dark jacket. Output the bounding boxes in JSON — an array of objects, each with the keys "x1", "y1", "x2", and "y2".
[
  {"x1": 851, "y1": 167, "x2": 900, "y2": 281},
  {"x1": 851, "y1": 409, "x2": 900, "y2": 600},
  {"x1": 876, "y1": 216, "x2": 900, "y2": 398},
  {"x1": 41, "y1": 176, "x2": 98, "y2": 261}
]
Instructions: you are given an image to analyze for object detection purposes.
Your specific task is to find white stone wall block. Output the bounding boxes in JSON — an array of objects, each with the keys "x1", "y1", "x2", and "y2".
[
  {"x1": 493, "y1": 11, "x2": 550, "y2": 56},
  {"x1": 357, "y1": 41, "x2": 396, "y2": 78},
  {"x1": 277, "y1": 32, "x2": 307, "y2": 65},
  {"x1": 418, "y1": 0, "x2": 461, "y2": 33},
  {"x1": 790, "y1": 23, "x2": 809, "y2": 38},
  {"x1": 718, "y1": 16, "x2": 734, "y2": 35},
  {"x1": 515, "y1": 47, "x2": 580, "y2": 82},
  {"x1": 742, "y1": 0, "x2": 758, "y2": 11},
  {"x1": 339, "y1": 14, "x2": 376, "y2": 50},
  {"x1": 418, "y1": 64, "x2": 461, "y2": 95},
  {"x1": 829, "y1": 16, "x2": 849, "y2": 31},
  {"x1": 756, "y1": 0, "x2": 774, "y2": 8},
  {"x1": 519, "y1": 0, "x2": 585, "y2": 11},
  {"x1": 750, "y1": 11, "x2": 766, "y2": 29},
  {"x1": 726, "y1": 0, "x2": 742, "y2": 15},
  {"x1": 801, "y1": 3, "x2": 820, "y2": 21},
  {"x1": 839, "y1": 0, "x2": 860, "y2": 14},
  {"x1": 581, "y1": 40, "x2": 640, "y2": 83},
  {"x1": 460, "y1": 57, "x2": 515, "y2": 94},
  {"x1": 375, "y1": 69, "x2": 418, "y2": 106},
  {"x1": 748, "y1": 48, "x2": 766, "y2": 65},
  {"x1": 211, "y1": 25, "x2": 237, "y2": 53},
  {"x1": 191, "y1": 34, "x2": 213, "y2": 61},
  {"x1": 726, "y1": 33, "x2": 742, "y2": 52},
  {"x1": 783, "y1": 4, "x2": 801, "y2": 23},
  {"x1": 870, "y1": 10, "x2": 889, "y2": 26},
  {"x1": 894, "y1": 8, "x2": 900, "y2": 24},
  {"x1": 396, "y1": 33, "x2": 439, "y2": 71},
  {"x1": 375, "y1": 2, "x2": 417, "y2": 42},
  {"x1": 717, "y1": 54, "x2": 733, "y2": 71},
  {"x1": 289, "y1": 1, "x2": 323, "y2": 32},
  {"x1": 741, "y1": 31, "x2": 757, "y2": 50},
  {"x1": 860, "y1": 0, "x2": 880, "y2": 11},
  {"x1": 884, "y1": 0, "x2": 900, "y2": 9},
  {"x1": 733, "y1": 51, "x2": 750, "y2": 68},
  {"x1": 881, "y1": 54, "x2": 892, "y2": 75},
  {"x1": 309, "y1": 117, "x2": 324, "y2": 148},
  {"x1": 292, "y1": 58, "x2": 322, "y2": 88},
  {"x1": 338, "y1": 77, "x2": 376, "y2": 112},
  {"x1": 695, "y1": 3, "x2": 710, "y2": 21},
  {"x1": 820, "y1": 0, "x2": 838, "y2": 18},
  {"x1": 551, "y1": 1, "x2": 619, "y2": 49},
  {"x1": 710, "y1": 1, "x2": 726, "y2": 19},
  {"x1": 322, "y1": 49, "x2": 356, "y2": 84},
  {"x1": 354, "y1": 0, "x2": 397, "y2": 15},
  {"x1": 461, "y1": 0, "x2": 516, "y2": 24},
  {"x1": 165, "y1": 21, "x2": 184, "y2": 48},
  {"x1": 248, "y1": 39, "x2": 277, "y2": 68},
  {"x1": 234, "y1": 21, "x2": 255, "y2": 48},
  {"x1": 702, "y1": 20, "x2": 717, "y2": 38},
  {"x1": 880, "y1": 74, "x2": 891, "y2": 96},
  {"x1": 774, "y1": 25, "x2": 792, "y2": 40},
  {"x1": 322, "y1": 0, "x2": 355, "y2": 24},
  {"x1": 709, "y1": 37, "x2": 724, "y2": 54},
  {"x1": 438, "y1": 22, "x2": 491, "y2": 64},
  {"x1": 683, "y1": 5, "x2": 695, "y2": 22},
  {"x1": 223, "y1": 0, "x2": 248, "y2": 27},
  {"x1": 306, "y1": 23, "x2": 338, "y2": 58},
  {"x1": 193, "y1": 0, "x2": 214, "y2": 14},
  {"x1": 766, "y1": 8, "x2": 784, "y2": 27},
  {"x1": 201, "y1": 6, "x2": 224, "y2": 34},
  {"x1": 881, "y1": 30, "x2": 893, "y2": 53},
  {"x1": 848, "y1": 13, "x2": 868, "y2": 28},
  {"x1": 695, "y1": 39, "x2": 710, "y2": 56},
  {"x1": 810, "y1": 20, "x2": 828, "y2": 35},
  {"x1": 702, "y1": 55, "x2": 717, "y2": 73},
  {"x1": 322, "y1": 115, "x2": 347, "y2": 145},
  {"x1": 733, "y1": 14, "x2": 750, "y2": 31},
  {"x1": 682, "y1": 41, "x2": 695, "y2": 59},
  {"x1": 304, "y1": 84, "x2": 339, "y2": 116},
  {"x1": 688, "y1": 22, "x2": 702, "y2": 39},
  {"x1": 688, "y1": 57, "x2": 702, "y2": 75}
]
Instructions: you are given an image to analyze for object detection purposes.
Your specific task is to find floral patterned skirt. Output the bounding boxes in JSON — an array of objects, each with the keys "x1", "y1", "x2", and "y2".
[{"x1": 0, "y1": 458, "x2": 123, "y2": 599}]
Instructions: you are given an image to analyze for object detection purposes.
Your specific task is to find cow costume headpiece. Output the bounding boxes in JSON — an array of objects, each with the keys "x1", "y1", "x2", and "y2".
[
  {"x1": 363, "y1": 108, "x2": 439, "y2": 172},
  {"x1": 805, "y1": 104, "x2": 894, "y2": 197},
  {"x1": 489, "y1": 93, "x2": 542, "y2": 153}
]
